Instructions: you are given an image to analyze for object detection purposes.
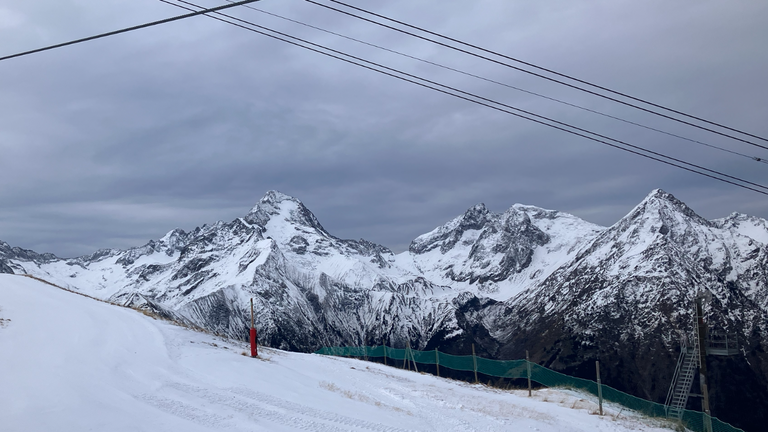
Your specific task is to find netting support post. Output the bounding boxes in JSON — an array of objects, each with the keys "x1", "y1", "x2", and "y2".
[
  {"x1": 596, "y1": 360, "x2": 603, "y2": 416},
  {"x1": 384, "y1": 345, "x2": 388, "y2": 366},
  {"x1": 404, "y1": 344, "x2": 410, "y2": 370},
  {"x1": 435, "y1": 349, "x2": 440, "y2": 377},
  {"x1": 472, "y1": 344, "x2": 478, "y2": 383},
  {"x1": 407, "y1": 341, "x2": 419, "y2": 373},
  {"x1": 526, "y1": 350, "x2": 532, "y2": 397}
]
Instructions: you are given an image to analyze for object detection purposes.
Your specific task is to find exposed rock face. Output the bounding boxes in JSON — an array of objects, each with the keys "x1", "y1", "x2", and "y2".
[
  {"x1": 403, "y1": 202, "x2": 603, "y2": 300},
  {"x1": 3, "y1": 188, "x2": 767, "y2": 431},
  {"x1": 410, "y1": 204, "x2": 551, "y2": 285}
]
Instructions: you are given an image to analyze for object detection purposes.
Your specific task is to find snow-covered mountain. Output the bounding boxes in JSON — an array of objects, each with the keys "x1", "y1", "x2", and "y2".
[
  {"x1": 1, "y1": 192, "x2": 454, "y2": 350},
  {"x1": 0, "y1": 190, "x2": 607, "y2": 351},
  {"x1": 490, "y1": 189, "x2": 768, "y2": 347},
  {"x1": 2, "y1": 189, "x2": 767, "y2": 431},
  {"x1": 460, "y1": 190, "x2": 768, "y2": 431},
  {"x1": 396, "y1": 202, "x2": 603, "y2": 300}
]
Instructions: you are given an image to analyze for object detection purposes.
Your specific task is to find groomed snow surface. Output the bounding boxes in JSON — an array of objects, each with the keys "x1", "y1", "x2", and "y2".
[{"x1": 0, "y1": 275, "x2": 674, "y2": 432}]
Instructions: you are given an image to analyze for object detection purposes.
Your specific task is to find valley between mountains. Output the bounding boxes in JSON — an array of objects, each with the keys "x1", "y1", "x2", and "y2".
[{"x1": 2, "y1": 189, "x2": 767, "y2": 431}]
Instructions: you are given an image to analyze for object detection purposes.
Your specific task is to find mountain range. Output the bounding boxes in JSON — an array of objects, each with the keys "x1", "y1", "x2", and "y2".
[{"x1": 2, "y1": 189, "x2": 767, "y2": 431}]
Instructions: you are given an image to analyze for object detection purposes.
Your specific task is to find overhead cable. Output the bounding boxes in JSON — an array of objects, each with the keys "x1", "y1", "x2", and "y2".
[
  {"x1": 304, "y1": 0, "x2": 768, "y2": 151},
  {"x1": 0, "y1": 0, "x2": 261, "y2": 62},
  {"x1": 161, "y1": 0, "x2": 768, "y2": 196},
  {"x1": 325, "y1": 0, "x2": 768, "y2": 145},
  {"x1": 226, "y1": 0, "x2": 768, "y2": 166}
]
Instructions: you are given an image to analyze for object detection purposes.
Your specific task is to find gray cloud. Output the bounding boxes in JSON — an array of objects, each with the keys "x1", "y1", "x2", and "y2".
[{"x1": 1, "y1": 0, "x2": 767, "y2": 258}]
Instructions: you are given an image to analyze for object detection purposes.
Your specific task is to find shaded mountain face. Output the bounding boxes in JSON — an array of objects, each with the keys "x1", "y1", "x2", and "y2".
[{"x1": 3, "y1": 189, "x2": 768, "y2": 431}]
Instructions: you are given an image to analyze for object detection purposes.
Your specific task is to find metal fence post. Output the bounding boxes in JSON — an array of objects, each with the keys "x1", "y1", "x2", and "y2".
[
  {"x1": 596, "y1": 360, "x2": 603, "y2": 416},
  {"x1": 407, "y1": 341, "x2": 418, "y2": 372},
  {"x1": 404, "y1": 344, "x2": 410, "y2": 370},
  {"x1": 472, "y1": 344, "x2": 478, "y2": 383},
  {"x1": 435, "y1": 349, "x2": 440, "y2": 377},
  {"x1": 526, "y1": 350, "x2": 532, "y2": 397}
]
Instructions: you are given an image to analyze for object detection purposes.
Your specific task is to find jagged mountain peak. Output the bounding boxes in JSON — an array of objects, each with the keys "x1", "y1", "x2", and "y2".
[
  {"x1": 0, "y1": 241, "x2": 60, "y2": 264},
  {"x1": 465, "y1": 202, "x2": 490, "y2": 217},
  {"x1": 247, "y1": 190, "x2": 306, "y2": 218},
  {"x1": 510, "y1": 203, "x2": 579, "y2": 223},
  {"x1": 719, "y1": 211, "x2": 750, "y2": 221},
  {"x1": 511, "y1": 203, "x2": 554, "y2": 217},
  {"x1": 714, "y1": 212, "x2": 768, "y2": 245},
  {"x1": 403, "y1": 200, "x2": 595, "y2": 299},
  {"x1": 244, "y1": 190, "x2": 328, "y2": 236},
  {"x1": 454, "y1": 203, "x2": 493, "y2": 232},
  {"x1": 258, "y1": 190, "x2": 298, "y2": 206},
  {"x1": 638, "y1": 188, "x2": 686, "y2": 209},
  {"x1": 409, "y1": 201, "x2": 572, "y2": 257},
  {"x1": 628, "y1": 188, "x2": 709, "y2": 225},
  {"x1": 573, "y1": 190, "x2": 717, "y2": 270},
  {"x1": 409, "y1": 203, "x2": 493, "y2": 255},
  {"x1": 159, "y1": 228, "x2": 188, "y2": 247},
  {"x1": 715, "y1": 211, "x2": 767, "y2": 226},
  {"x1": 499, "y1": 205, "x2": 536, "y2": 226},
  {"x1": 598, "y1": 189, "x2": 712, "y2": 247}
]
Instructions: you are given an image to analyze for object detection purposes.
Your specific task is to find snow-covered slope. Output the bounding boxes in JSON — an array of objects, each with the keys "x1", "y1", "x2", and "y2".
[{"x1": 0, "y1": 274, "x2": 676, "y2": 432}]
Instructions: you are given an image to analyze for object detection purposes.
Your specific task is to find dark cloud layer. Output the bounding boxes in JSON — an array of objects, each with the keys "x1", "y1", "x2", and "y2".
[{"x1": 1, "y1": 0, "x2": 767, "y2": 257}]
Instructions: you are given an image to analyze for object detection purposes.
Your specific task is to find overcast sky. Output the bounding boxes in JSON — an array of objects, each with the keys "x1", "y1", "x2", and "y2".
[{"x1": 1, "y1": 0, "x2": 767, "y2": 257}]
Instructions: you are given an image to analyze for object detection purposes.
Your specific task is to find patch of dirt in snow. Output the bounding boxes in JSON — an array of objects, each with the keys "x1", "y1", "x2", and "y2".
[
  {"x1": 339, "y1": 363, "x2": 414, "y2": 384},
  {"x1": 531, "y1": 388, "x2": 679, "y2": 431},
  {"x1": 420, "y1": 382, "x2": 557, "y2": 425}
]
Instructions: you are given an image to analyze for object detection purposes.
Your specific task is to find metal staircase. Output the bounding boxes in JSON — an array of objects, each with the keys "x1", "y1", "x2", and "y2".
[
  {"x1": 664, "y1": 294, "x2": 738, "y2": 431},
  {"x1": 665, "y1": 335, "x2": 700, "y2": 420}
]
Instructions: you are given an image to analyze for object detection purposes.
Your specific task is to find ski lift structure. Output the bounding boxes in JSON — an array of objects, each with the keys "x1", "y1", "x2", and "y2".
[
  {"x1": 664, "y1": 291, "x2": 738, "y2": 432},
  {"x1": 706, "y1": 330, "x2": 739, "y2": 356}
]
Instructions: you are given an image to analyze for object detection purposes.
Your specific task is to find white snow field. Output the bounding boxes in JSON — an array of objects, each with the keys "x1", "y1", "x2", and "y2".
[{"x1": 0, "y1": 274, "x2": 674, "y2": 432}]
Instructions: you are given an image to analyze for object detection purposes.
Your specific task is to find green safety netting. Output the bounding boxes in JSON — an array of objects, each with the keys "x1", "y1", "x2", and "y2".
[{"x1": 315, "y1": 346, "x2": 744, "y2": 432}]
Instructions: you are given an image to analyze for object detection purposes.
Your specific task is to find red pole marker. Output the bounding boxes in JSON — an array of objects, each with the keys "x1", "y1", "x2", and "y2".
[
  {"x1": 250, "y1": 328, "x2": 258, "y2": 357},
  {"x1": 250, "y1": 298, "x2": 257, "y2": 357}
]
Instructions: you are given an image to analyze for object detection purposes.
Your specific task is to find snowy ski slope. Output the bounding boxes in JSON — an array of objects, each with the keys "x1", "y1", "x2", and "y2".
[{"x1": 0, "y1": 274, "x2": 676, "y2": 432}]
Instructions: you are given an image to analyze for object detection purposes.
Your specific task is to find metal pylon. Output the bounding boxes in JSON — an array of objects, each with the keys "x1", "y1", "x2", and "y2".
[{"x1": 665, "y1": 335, "x2": 700, "y2": 420}]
